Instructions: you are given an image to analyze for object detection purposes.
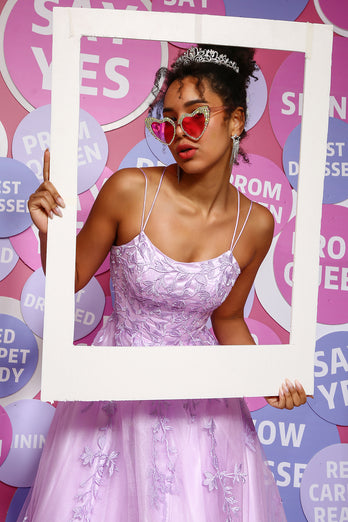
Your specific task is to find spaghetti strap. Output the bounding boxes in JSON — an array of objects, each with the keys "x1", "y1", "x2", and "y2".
[
  {"x1": 139, "y1": 167, "x2": 166, "y2": 232},
  {"x1": 231, "y1": 194, "x2": 253, "y2": 251},
  {"x1": 230, "y1": 189, "x2": 240, "y2": 249},
  {"x1": 139, "y1": 168, "x2": 148, "y2": 231}
]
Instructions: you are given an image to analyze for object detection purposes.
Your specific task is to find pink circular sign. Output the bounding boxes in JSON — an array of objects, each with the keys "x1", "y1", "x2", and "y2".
[
  {"x1": 273, "y1": 205, "x2": 348, "y2": 325},
  {"x1": 231, "y1": 154, "x2": 293, "y2": 236},
  {"x1": 1, "y1": 0, "x2": 166, "y2": 128},
  {"x1": 0, "y1": 404, "x2": 12, "y2": 466},
  {"x1": 314, "y1": 0, "x2": 348, "y2": 37},
  {"x1": 270, "y1": 36, "x2": 348, "y2": 148},
  {"x1": 269, "y1": 53, "x2": 305, "y2": 149}
]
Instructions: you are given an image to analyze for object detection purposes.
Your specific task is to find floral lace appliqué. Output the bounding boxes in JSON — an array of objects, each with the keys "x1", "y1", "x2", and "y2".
[
  {"x1": 203, "y1": 418, "x2": 247, "y2": 522},
  {"x1": 95, "y1": 231, "x2": 241, "y2": 348},
  {"x1": 71, "y1": 402, "x2": 119, "y2": 521},
  {"x1": 150, "y1": 403, "x2": 178, "y2": 522}
]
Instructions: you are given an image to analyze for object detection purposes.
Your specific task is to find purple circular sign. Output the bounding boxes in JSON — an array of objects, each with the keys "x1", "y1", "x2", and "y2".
[
  {"x1": 300, "y1": 443, "x2": 348, "y2": 522},
  {"x1": 5, "y1": 487, "x2": 30, "y2": 522},
  {"x1": 119, "y1": 137, "x2": 171, "y2": 170},
  {"x1": 21, "y1": 268, "x2": 105, "y2": 340},
  {"x1": 283, "y1": 118, "x2": 348, "y2": 204},
  {"x1": 0, "y1": 157, "x2": 39, "y2": 238},
  {"x1": 309, "y1": 331, "x2": 348, "y2": 426},
  {"x1": 245, "y1": 66, "x2": 268, "y2": 132},
  {"x1": 74, "y1": 277, "x2": 105, "y2": 340},
  {"x1": 12, "y1": 105, "x2": 108, "y2": 194},
  {"x1": 0, "y1": 239, "x2": 18, "y2": 281},
  {"x1": 0, "y1": 399, "x2": 55, "y2": 487},
  {"x1": 223, "y1": 0, "x2": 309, "y2": 20},
  {"x1": 0, "y1": 314, "x2": 38, "y2": 398}
]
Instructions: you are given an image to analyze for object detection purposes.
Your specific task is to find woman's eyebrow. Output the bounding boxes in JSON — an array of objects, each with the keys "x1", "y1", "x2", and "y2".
[{"x1": 163, "y1": 99, "x2": 208, "y2": 114}]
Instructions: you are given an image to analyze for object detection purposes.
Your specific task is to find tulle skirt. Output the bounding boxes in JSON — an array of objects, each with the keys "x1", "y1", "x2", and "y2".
[{"x1": 18, "y1": 397, "x2": 286, "y2": 521}]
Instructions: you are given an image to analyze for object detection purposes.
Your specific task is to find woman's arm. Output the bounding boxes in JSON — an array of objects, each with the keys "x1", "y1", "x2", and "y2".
[
  {"x1": 28, "y1": 150, "x2": 144, "y2": 292},
  {"x1": 211, "y1": 202, "x2": 306, "y2": 409}
]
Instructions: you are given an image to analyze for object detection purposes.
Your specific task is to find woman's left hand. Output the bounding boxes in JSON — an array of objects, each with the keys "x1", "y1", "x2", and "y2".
[{"x1": 265, "y1": 379, "x2": 307, "y2": 409}]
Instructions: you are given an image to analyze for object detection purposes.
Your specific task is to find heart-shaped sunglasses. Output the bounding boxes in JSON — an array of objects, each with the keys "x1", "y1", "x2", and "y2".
[{"x1": 145, "y1": 105, "x2": 228, "y2": 146}]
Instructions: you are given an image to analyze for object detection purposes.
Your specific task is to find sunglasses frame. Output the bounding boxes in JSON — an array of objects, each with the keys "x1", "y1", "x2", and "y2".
[{"x1": 145, "y1": 105, "x2": 227, "y2": 146}]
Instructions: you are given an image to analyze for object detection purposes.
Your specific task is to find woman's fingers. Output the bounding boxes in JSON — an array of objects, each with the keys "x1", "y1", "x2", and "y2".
[
  {"x1": 41, "y1": 150, "x2": 65, "y2": 210},
  {"x1": 43, "y1": 148, "x2": 50, "y2": 182},
  {"x1": 266, "y1": 379, "x2": 308, "y2": 410}
]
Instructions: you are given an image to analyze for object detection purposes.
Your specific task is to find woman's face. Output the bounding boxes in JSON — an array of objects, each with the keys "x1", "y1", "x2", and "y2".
[{"x1": 163, "y1": 75, "x2": 244, "y2": 175}]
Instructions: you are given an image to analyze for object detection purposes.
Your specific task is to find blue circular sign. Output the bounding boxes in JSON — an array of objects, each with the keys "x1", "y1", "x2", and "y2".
[
  {"x1": 0, "y1": 314, "x2": 38, "y2": 398},
  {"x1": 309, "y1": 331, "x2": 348, "y2": 426},
  {"x1": 0, "y1": 158, "x2": 38, "y2": 238},
  {"x1": 119, "y1": 138, "x2": 171, "y2": 170},
  {"x1": 283, "y1": 118, "x2": 348, "y2": 204},
  {"x1": 224, "y1": 0, "x2": 309, "y2": 20},
  {"x1": 252, "y1": 403, "x2": 340, "y2": 521}
]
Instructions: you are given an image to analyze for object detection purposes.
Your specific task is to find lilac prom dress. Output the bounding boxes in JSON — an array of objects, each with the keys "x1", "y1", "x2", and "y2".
[{"x1": 20, "y1": 169, "x2": 286, "y2": 521}]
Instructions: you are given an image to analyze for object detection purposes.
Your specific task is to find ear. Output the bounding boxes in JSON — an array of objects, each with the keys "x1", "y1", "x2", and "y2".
[{"x1": 228, "y1": 107, "x2": 245, "y2": 137}]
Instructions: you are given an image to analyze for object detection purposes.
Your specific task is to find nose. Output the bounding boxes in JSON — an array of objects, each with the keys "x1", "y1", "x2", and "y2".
[{"x1": 175, "y1": 121, "x2": 185, "y2": 139}]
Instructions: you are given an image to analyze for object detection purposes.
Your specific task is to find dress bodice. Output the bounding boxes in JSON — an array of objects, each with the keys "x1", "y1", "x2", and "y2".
[{"x1": 107, "y1": 231, "x2": 241, "y2": 346}]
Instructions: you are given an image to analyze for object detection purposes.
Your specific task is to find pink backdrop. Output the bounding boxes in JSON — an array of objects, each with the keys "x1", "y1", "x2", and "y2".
[{"x1": 0, "y1": 1, "x2": 347, "y2": 520}]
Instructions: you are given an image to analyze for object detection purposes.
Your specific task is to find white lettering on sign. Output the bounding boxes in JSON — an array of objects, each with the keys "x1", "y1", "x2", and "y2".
[
  {"x1": 0, "y1": 199, "x2": 29, "y2": 213},
  {"x1": 254, "y1": 419, "x2": 306, "y2": 447},
  {"x1": 0, "y1": 347, "x2": 31, "y2": 363},
  {"x1": 313, "y1": 506, "x2": 348, "y2": 521},
  {"x1": 314, "y1": 347, "x2": 348, "y2": 408},
  {"x1": 12, "y1": 433, "x2": 46, "y2": 449},
  {"x1": 289, "y1": 161, "x2": 348, "y2": 179},
  {"x1": 164, "y1": 0, "x2": 208, "y2": 6},
  {"x1": 136, "y1": 158, "x2": 164, "y2": 168},
  {"x1": 32, "y1": 0, "x2": 58, "y2": 35},
  {"x1": 0, "y1": 181, "x2": 21, "y2": 194},
  {"x1": 267, "y1": 460, "x2": 307, "y2": 488},
  {"x1": 75, "y1": 309, "x2": 95, "y2": 325},
  {"x1": 0, "y1": 367, "x2": 24, "y2": 383},
  {"x1": 0, "y1": 247, "x2": 13, "y2": 263},
  {"x1": 23, "y1": 293, "x2": 45, "y2": 311},
  {"x1": 281, "y1": 92, "x2": 347, "y2": 120},
  {"x1": 31, "y1": 47, "x2": 52, "y2": 91}
]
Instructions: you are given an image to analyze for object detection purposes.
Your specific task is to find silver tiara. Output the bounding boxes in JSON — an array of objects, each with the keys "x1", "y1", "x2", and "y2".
[{"x1": 173, "y1": 47, "x2": 239, "y2": 74}]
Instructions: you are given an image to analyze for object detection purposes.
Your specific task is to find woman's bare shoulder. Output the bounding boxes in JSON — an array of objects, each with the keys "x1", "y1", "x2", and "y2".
[
  {"x1": 95, "y1": 166, "x2": 162, "y2": 207},
  {"x1": 101, "y1": 166, "x2": 166, "y2": 195},
  {"x1": 238, "y1": 193, "x2": 274, "y2": 252},
  {"x1": 239, "y1": 192, "x2": 274, "y2": 231}
]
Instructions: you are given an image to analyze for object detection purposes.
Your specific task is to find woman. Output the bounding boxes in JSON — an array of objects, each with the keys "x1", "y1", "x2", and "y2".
[{"x1": 22, "y1": 45, "x2": 306, "y2": 521}]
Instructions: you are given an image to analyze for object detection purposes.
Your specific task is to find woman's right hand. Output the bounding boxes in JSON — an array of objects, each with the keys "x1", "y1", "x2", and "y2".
[{"x1": 28, "y1": 149, "x2": 65, "y2": 234}]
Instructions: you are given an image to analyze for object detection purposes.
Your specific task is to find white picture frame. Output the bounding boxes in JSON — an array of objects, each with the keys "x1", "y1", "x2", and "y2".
[{"x1": 42, "y1": 8, "x2": 333, "y2": 402}]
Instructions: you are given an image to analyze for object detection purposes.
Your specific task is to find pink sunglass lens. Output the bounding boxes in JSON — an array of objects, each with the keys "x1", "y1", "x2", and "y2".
[
  {"x1": 182, "y1": 112, "x2": 206, "y2": 138},
  {"x1": 151, "y1": 121, "x2": 174, "y2": 144}
]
